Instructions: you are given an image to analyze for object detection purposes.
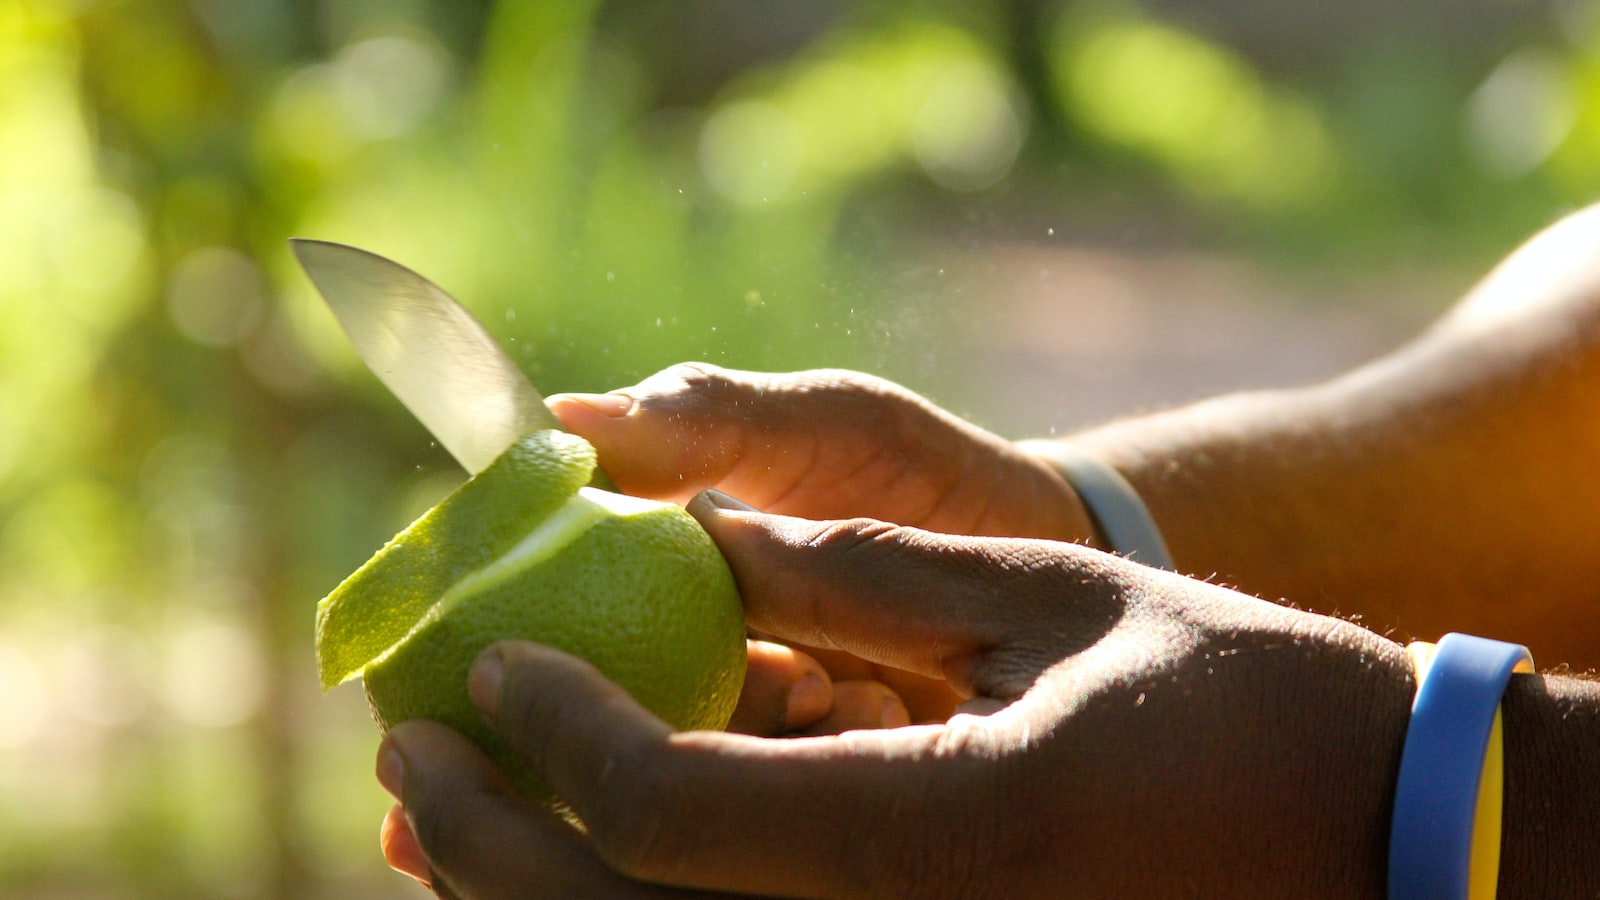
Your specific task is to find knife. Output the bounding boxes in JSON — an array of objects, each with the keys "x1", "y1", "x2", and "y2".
[{"x1": 289, "y1": 239, "x2": 612, "y2": 487}]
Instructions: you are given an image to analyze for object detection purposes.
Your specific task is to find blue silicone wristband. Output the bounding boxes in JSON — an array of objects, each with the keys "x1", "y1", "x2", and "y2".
[
  {"x1": 1389, "y1": 633, "x2": 1533, "y2": 900},
  {"x1": 1018, "y1": 441, "x2": 1174, "y2": 570}
]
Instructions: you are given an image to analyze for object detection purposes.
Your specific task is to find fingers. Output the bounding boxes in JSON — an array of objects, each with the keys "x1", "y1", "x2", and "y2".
[
  {"x1": 547, "y1": 371, "x2": 745, "y2": 505},
  {"x1": 378, "y1": 721, "x2": 687, "y2": 899},
  {"x1": 871, "y1": 666, "x2": 963, "y2": 724},
  {"x1": 726, "y1": 640, "x2": 834, "y2": 735},
  {"x1": 547, "y1": 364, "x2": 1013, "y2": 529},
  {"x1": 470, "y1": 640, "x2": 985, "y2": 897},
  {"x1": 734, "y1": 639, "x2": 936, "y2": 734},
  {"x1": 380, "y1": 803, "x2": 430, "y2": 887},
  {"x1": 795, "y1": 680, "x2": 910, "y2": 735},
  {"x1": 803, "y1": 643, "x2": 966, "y2": 723},
  {"x1": 383, "y1": 647, "x2": 925, "y2": 898},
  {"x1": 550, "y1": 363, "x2": 936, "y2": 509},
  {"x1": 690, "y1": 494, "x2": 1131, "y2": 698}
]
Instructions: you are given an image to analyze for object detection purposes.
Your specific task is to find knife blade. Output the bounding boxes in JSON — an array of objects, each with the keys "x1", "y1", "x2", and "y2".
[{"x1": 289, "y1": 239, "x2": 571, "y2": 477}]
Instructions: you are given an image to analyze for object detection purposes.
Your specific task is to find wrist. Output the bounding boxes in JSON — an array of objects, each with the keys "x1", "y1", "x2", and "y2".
[
  {"x1": 1015, "y1": 439, "x2": 1173, "y2": 568},
  {"x1": 1225, "y1": 618, "x2": 1414, "y2": 894},
  {"x1": 1499, "y1": 671, "x2": 1600, "y2": 894},
  {"x1": 1006, "y1": 440, "x2": 1104, "y2": 547}
]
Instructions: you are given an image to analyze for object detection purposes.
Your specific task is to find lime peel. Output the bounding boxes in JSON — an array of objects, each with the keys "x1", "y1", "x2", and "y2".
[
  {"x1": 445, "y1": 487, "x2": 666, "y2": 609},
  {"x1": 315, "y1": 429, "x2": 596, "y2": 690},
  {"x1": 362, "y1": 487, "x2": 668, "y2": 675},
  {"x1": 313, "y1": 429, "x2": 747, "y2": 801}
]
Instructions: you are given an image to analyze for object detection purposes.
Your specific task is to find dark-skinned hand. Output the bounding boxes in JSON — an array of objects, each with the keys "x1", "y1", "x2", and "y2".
[
  {"x1": 378, "y1": 495, "x2": 1413, "y2": 898},
  {"x1": 548, "y1": 365, "x2": 1102, "y2": 729}
]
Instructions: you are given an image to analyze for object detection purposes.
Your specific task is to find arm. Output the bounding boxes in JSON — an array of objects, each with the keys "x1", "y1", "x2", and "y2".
[
  {"x1": 382, "y1": 503, "x2": 1416, "y2": 897},
  {"x1": 377, "y1": 501, "x2": 1600, "y2": 897},
  {"x1": 1502, "y1": 670, "x2": 1600, "y2": 893},
  {"x1": 1063, "y1": 205, "x2": 1600, "y2": 665}
]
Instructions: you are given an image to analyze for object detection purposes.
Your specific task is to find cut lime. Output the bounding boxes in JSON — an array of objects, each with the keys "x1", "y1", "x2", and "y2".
[{"x1": 316, "y1": 430, "x2": 747, "y2": 799}]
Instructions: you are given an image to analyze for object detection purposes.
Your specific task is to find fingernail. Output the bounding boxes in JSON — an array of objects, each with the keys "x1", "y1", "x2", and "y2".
[
  {"x1": 954, "y1": 697, "x2": 1009, "y2": 717},
  {"x1": 468, "y1": 648, "x2": 505, "y2": 716},
  {"x1": 785, "y1": 674, "x2": 830, "y2": 728},
  {"x1": 562, "y1": 392, "x2": 634, "y2": 417},
  {"x1": 376, "y1": 742, "x2": 406, "y2": 801},
  {"x1": 703, "y1": 489, "x2": 759, "y2": 512},
  {"x1": 381, "y1": 804, "x2": 431, "y2": 887},
  {"x1": 881, "y1": 695, "x2": 911, "y2": 729}
]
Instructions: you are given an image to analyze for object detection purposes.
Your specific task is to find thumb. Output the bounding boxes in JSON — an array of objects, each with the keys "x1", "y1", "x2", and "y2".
[
  {"x1": 547, "y1": 388, "x2": 740, "y2": 504},
  {"x1": 547, "y1": 363, "x2": 768, "y2": 504},
  {"x1": 688, "y1": 492, "x2": 1129, "y2": 699}
]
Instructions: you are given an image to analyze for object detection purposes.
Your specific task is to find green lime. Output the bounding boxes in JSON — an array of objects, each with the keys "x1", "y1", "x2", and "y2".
[{"x1": 315, "y1": 429, "x2": 747, "y2": 800}]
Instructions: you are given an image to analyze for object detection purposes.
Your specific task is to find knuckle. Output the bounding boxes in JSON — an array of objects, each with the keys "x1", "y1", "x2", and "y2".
[
  {"x1": 789, "y1": 519, "x2": 976, "y2": 594},
  {"x1": 633, "y1": 364, "x2": 755, "y2": 437},
  {"x1": 407, "y1": 790, "x2": 475, "y2": 870},
  {"x1": 794, "y1": 367, "x2": 901, "y2": 397},
  {"x1": 792, "y1": 518, "x2": 936, "y2": 582},
  {"x1": 582, "y1": 755, "x2": 686, "y2": 880},
  {"x1": 640, "y1": 362, "x2": 737, "y2": 402},
  {"x1": 802, "y1": 516, "x2": 905, "y2": 555},
  {"x1": 666, "y1": 361, "x2": 727, "y2": 382},
  {"x1": 497, "y1": 686, "x2": 555, "y2": 774},
  {"x1": 790, "y1": 369, "x2": 907, "y2": 420}
]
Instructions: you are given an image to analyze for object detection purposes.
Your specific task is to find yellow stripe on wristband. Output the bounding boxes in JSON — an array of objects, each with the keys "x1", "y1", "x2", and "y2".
[
  {"x1": 1470, "y1": 708, "x2": 1506, "y2": 900},
  {"x1": 1402, "y1": 639, "x2": 1532, "y2": 900}
]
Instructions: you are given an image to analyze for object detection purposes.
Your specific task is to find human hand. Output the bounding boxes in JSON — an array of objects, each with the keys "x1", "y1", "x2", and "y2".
[
  {"x1": 547, "y1": 364, "x2": 1094, "y2": 542},
  {"x1": 377, "y1": 497, "x2": 1414, "y2": 898},
  {"x1": 550, "y1": 365, "x2": 1100, "y2": 729},
  {"x1": 725, "y1": 637, "x2": 911, "y2": 736}
]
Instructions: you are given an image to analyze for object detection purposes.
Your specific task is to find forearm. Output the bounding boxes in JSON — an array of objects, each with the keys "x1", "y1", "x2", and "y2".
[
  {"x1": 1053, "y1": 209, "x2": 1600, "y2": 666},
  {"x1": 1501, "y1": 671, "x2": 1600, "y2": 895},
  {"x1": 1064, "y1": 385, "x2": 1597, "y2": 658},
  {"x1": 1066, "y1": 376, "x2": 1600, "y2": 665}
]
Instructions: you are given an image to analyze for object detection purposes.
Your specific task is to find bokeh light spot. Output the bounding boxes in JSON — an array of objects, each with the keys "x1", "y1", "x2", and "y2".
[
  {"x1": 912, "y1": 62, "x2": 1025, "y2": 191},
  {"x1": 162, "y1": 617, "x2": 266, "y2": 728},
  {"x1": 0, "y1": 642, "x2": 49, "y2": 748},
  {"x1": 1467, "y1": 48, "x2": 1578, "y2": 178},
  {"x1": 699, "y1": 101, "x2": 803, "y2": 206},
  {"x1": 332, "y1": 31, "x2": 454, "y2": 141},
  {"x1": 166, "y1": 246, "x2": 268, "y2": 348}
]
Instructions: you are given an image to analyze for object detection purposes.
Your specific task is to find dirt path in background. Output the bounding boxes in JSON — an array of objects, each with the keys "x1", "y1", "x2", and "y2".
[{"x1": 939, "y1": 245, "x2": 1463, "y2": 437}]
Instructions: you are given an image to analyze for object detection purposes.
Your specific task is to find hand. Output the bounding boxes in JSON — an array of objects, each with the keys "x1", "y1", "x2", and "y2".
[
  {"x1": 377, "y1": 498, "x2": 1414, "y2": 898},
  {"x1": 726, "y1": 638, "x2": 911, "y2": 736},
  {"x1": 548, "y1": 364, "x2": 1094, "y2": 542},
  {"x1": 551, "y1": 365, "x2": 1099, "y2": 728}
]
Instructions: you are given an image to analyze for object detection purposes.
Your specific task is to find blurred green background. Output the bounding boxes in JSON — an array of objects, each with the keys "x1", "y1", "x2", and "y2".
[{"x1": 1, "y1": 0, "x2": 1595, "y2": 895}]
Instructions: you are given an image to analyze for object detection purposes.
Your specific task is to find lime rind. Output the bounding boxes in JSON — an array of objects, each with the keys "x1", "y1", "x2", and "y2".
[
  {"x1": 439, "y1": 488, "x2": 661, "y2": 617},
  {"x1": 316, "y1": 426, "x2": 748, "y2": 805},
  {"x1": 359, "y1": 488, "x2": 650, "y2": 674},
  {"x1": 361, "y1": 503, "x2": 746, "y2": 799},
  {"x1": 315, "y1": 430, "x2": 597, "y2": 690}
]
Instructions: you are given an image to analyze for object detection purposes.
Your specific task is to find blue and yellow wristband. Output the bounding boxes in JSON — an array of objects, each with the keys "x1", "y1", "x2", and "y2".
[{"x1": 1390, "y1": 633, "x2": 1534, "y2": 900}]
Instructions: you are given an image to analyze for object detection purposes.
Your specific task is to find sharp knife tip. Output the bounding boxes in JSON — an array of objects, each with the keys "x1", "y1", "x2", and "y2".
[
  {"x1": 288, "y1": 239, "x2": 370, "y2": 277},
  {"x1": 288, "y1": 237, "x2": 336, "y2": 252},
  {"x1": 288, "y1": 238, "x2": 390, "y2": 266},
  {"x1": 287, "y1": 237, "x2": 320, "y2": 267}
]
